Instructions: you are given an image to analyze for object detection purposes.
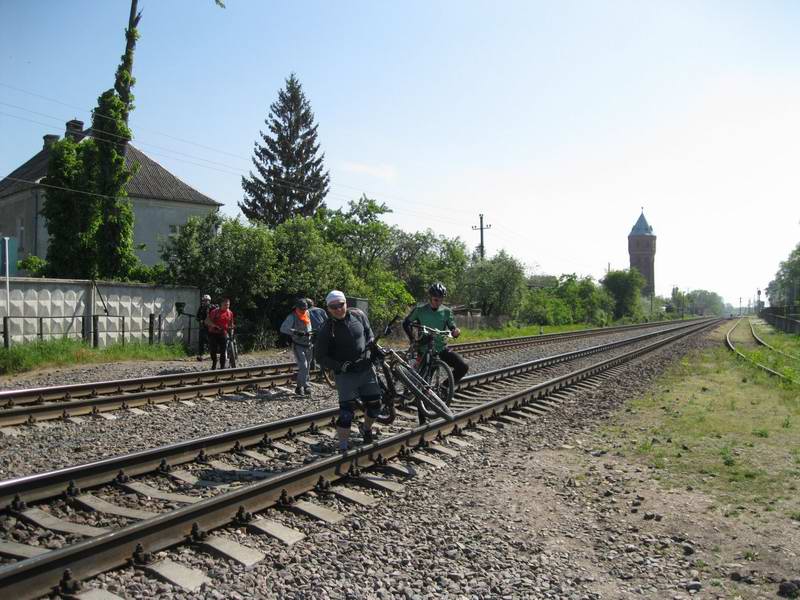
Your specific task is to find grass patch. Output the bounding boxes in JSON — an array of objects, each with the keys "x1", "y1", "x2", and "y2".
[
  {"x1": 456, "y1": 322, "x2": 593, "y2": 343},
  {"x1": 602, "y1": 322, "x2": 800, "y2": 523},
  {"x1": 0, "y1": 338, "x2": 188, "y2": 375}
]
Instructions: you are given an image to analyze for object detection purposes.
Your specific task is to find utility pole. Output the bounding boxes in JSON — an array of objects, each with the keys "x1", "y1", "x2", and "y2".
[
  {"x1": 472, "y1": 214, "x2": 491, "y2": 260},
  {"x1": 739, "y1": 297, "x2": 742, "y2": 317}
]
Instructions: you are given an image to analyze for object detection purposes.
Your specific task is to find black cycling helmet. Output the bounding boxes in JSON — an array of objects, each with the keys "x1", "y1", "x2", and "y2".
[{"x1": 428, "y1": 282, "x2": 447, "y2": 298}]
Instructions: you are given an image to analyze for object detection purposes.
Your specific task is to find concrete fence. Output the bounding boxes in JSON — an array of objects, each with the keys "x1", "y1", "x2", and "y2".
[{"x1": 0, "y1": 277, "x2": 199, "y2": 348}]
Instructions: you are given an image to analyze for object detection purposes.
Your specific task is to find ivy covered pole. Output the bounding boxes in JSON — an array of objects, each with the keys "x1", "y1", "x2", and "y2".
[{"x1": 114, "y1": 0, "x2": 142, "y2": 129}]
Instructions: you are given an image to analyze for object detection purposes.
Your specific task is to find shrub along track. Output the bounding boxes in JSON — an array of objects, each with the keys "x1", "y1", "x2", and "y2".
[
  {"x1": 0, "y1": 319, "x2": 703, "y2": 428},
  {"x1": 0, "y1": 318, "x2": 718, "y2": 599}
]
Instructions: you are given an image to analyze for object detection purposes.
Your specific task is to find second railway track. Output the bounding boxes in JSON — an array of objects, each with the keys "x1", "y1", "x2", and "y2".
[{"x1": 0, "y1": 318, "x2": 704, "y2": 428}]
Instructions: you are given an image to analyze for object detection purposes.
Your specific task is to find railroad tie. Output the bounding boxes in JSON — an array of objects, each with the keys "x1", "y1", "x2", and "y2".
[
  {"x1": 239, "y1": 449, "x2": 272, "y2": 463},
  {"x1": 377, "y1": 461, "x2": 417, "y2": 478},
  {"x1": 495, "y1": 414, "x2": 527, "y2": 427},
  {"x1": 120, "y1": 481, "x2": 200, "y2": 504},
  {"x1": 65, "y1": 588, "x2": 126, "y2": 600},
  {"x1": 248, "y1": 518, "x2": 306, "y2": 545},
  {"x1": 140, "y1": 559, "x2": 211, "y2": 592},
  {"x1": 473, "y1": 423, "x2": 498, "y2": 435},
  {"x1": 427, "y1": 443, "x2": 459, "y2": 458},
  {"x1": 288, "y1": 499, "x2": 344, "y2": 524},
  {"x1": 74, "y1": 493, "x2": 158, "y2": 520},
  {"x1": 168, "y1": 469, "x2": 229, "y2": 489},
  {"x1": 331, "y1": 486, "x2": 378, "y2": 506},
  {"x1": 352, "y1": 474, "x2": 406, "y2": 494},
  {"x1": 0, "y1": 539, "x2": 49, "y2": 559},
  {"x1": 407, "y1": 452, "x2": 447, "y2": 469},
  {"x1": 19, "y1": 507, "x2": 111, "y2": 537},
  {"x1": 447, "y1": 437, "x2": 472, "y2": 448},
  {"x1": 199, "y1": 535, "x2": 266, "y2": 570}
]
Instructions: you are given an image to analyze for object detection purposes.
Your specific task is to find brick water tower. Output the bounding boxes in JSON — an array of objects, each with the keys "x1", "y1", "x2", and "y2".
[{"x1": 628, "y1": 210, "x2": 656, "y2": 296}]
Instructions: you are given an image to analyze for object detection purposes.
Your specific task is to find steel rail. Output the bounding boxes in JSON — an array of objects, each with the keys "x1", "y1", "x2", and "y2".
[
  {"x1": 725, "y1": 319, "x2": 793, "y2": 382},
  {"x1": 0, "y1": 318, "x2": 703, "y2": 409},
  {"x1": 0, "y1": 319, "x2": 719, "y2": 600},
  {"x1": 0, "y1": 318, "x2": 711, "y2": 509}
]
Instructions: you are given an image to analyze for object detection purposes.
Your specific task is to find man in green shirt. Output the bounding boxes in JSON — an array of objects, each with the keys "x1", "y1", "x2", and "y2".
[{"x1": 402, "y1": 282, "x2": 469, "y2": 383}]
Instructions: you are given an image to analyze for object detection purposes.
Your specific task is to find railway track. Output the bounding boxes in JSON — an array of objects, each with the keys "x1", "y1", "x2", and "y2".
[
  {"x1": 0, "y1": 318, "x2": 703, "y2": 428},
  {"x1": 0, "y1": 318, "x2": 717, "y2": 599},
  {"x1": 725, "y1": 318, "x2": 796, "y2": 382}
]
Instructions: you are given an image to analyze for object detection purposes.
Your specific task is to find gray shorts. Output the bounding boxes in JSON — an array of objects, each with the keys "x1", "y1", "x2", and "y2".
[{"x1": 334, "y1": 367, "x2": 381, "y2": 403}]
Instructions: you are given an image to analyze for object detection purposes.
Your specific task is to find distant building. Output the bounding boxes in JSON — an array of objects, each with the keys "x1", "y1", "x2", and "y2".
[
  {"x1": 0, "y1": 120, "x2": 221, "y2": 267},
  {"x1": 628, "y1": 210, "x2": 656, "y2": 296}
]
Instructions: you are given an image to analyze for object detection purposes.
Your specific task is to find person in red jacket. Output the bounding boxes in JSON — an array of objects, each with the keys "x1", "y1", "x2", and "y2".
[{"x1": 205, "y1": 298, "x2": 234, "y2": 370}]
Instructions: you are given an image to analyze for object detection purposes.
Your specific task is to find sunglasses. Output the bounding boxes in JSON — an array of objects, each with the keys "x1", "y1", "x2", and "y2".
[{"x1": 328, "y1": 302, "x2": 346, "y2": 309}]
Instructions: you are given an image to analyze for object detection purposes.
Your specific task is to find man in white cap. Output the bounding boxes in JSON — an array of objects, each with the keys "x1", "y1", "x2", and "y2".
[{"x1": 314, "y1": 290, "x2": 381, "y2": 451}]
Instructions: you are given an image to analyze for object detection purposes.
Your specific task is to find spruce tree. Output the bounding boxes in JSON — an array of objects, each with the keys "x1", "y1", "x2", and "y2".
[{"x1": 240, "y1": 74, "x2": 330, "y2": 226}]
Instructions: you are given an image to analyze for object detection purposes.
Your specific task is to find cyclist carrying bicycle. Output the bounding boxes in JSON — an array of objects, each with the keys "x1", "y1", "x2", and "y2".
[
  {"x1": 315, "y1": 290, "x2": 382, "y2": 452},
  {"x1": 403, "y1": 283, "x2": 469, "y2": 384}
]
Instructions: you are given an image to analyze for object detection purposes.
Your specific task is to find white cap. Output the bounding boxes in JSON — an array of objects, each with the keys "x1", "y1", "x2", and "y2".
[
  {"x1": 325, "y1": 290, "x2": 346, "y2": 306},
  {"x1": 202, "y1": 294, "x2": 211, "y2": 301}
]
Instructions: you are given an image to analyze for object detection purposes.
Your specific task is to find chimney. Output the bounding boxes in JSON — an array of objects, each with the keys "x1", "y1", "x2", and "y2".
[
  {"x1": 65, "y1": 119, "x2": 85, "y2": 141},
  {"x1": 42, "y1": 134, "x2": 59, "y2": 149}
]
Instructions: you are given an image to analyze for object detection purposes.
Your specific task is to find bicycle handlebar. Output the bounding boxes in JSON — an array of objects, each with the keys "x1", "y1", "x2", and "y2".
[{"x1": 410, "y1": 323, "x2": 452, "y2": 337}]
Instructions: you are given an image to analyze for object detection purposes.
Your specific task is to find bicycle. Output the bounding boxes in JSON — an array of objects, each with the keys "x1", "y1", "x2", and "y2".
[
  {"x1": 226, "y1": 328, "x2": 239, "y2": 368},
  {"x1": 363, "y1": 317, "x2": 455, "y2": 424},
  {"x1": 407, "y1": 323, "x2": 456, "y2": 406}
]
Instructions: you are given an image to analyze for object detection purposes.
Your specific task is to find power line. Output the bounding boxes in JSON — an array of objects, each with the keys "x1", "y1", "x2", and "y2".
[{"x1": 1, "y1": 81, "x2": 479, "y2": 216}]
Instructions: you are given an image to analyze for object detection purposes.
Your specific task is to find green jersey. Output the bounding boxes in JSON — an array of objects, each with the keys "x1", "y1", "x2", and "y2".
[{"x1": 404, "y1": 302, "x2": 456, "y2": 353}]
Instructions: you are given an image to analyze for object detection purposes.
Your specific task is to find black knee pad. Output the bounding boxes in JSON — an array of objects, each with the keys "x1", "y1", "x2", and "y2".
[
  {"x1": 362, "y1": 394, "x2": 382, "y2": 419},
  {"x1": 336, "y1": 400, "x2": 358, "y2": 428}
]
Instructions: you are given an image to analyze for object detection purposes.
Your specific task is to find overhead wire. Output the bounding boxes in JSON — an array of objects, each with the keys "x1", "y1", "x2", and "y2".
[
  {"x1": 0, "y1": 102, "x2": 474, "y2": 227},
  {"x1": 1, "y1": 82, "x2": 478, "y2": 217}
]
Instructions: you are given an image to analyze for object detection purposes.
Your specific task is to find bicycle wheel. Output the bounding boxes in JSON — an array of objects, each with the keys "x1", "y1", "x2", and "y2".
[
  {"x1": 319, "y1": 367, "x2": 337, "y2": 388},
  {"x1": 227, "y1": 338, "x2": 238, "y2": 368},
  {"x1": 393, "y1": 363, "x2": 454, "y2": 421},
  {"x1": 429, "y1": 360, "x2": 455, "y2": 405}
]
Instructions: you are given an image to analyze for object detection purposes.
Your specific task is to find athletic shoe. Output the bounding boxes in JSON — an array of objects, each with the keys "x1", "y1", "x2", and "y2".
[
  {"x1": 303, "y1": 386, "x2": 312, "y2": 396},
  {"x1": 294, "y1": 385, "x2": 303, "y2": 396},
  {"x1": 360, "y1": 426, "x2": 374, "y2": 444}
]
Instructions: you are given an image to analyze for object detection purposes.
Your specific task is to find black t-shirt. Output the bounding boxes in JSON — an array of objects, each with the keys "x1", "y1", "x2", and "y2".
[{"x1": 314, "y1": 309, "x2": 373, "y2": 371}]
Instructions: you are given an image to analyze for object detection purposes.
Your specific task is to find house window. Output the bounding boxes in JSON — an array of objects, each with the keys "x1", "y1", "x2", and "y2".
[{"x1": 169, "y1": 225, "x2": 178, "y2": 234}]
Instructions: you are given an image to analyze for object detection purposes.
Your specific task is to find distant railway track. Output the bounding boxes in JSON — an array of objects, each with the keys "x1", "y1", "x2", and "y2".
[
  {"x1": 0, "y1": 319, "x2": 702, "y2": 428},
  {"x1": 725, "y1": 318, "x2": 795, "y2": 382},
  {"x1": 0, "y1": 318, "x2": 718, "y2": 599}
]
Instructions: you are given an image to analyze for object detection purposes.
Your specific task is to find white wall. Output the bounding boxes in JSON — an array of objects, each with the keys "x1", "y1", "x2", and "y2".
[{"x1": 0, "y1": 277, "x2": 199, "y2": 347}]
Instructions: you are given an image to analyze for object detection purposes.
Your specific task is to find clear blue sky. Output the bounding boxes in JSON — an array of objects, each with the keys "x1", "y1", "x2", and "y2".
[{"x1": 2, "y1": 0, "x2": 799, "y2": 307}]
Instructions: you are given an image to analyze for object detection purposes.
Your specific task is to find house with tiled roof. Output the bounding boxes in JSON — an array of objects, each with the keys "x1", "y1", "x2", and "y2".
[{"x1": 0, "y1": 119, "x2": 221, "y2": 267}]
